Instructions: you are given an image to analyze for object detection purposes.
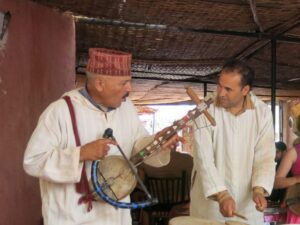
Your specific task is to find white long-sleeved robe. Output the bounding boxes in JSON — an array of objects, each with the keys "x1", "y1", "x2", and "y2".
[
  {"x1": 190, "y1": 93, "x2": 276, "y2": 225},
  {"x1": 23, "y1": 89, "x2": 170, "y2": 225}
]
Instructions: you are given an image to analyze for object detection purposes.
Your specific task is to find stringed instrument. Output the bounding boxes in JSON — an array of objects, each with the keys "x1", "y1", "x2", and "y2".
[{"x1": 91, "y1": 87, "x2": 216, "y2": 209}]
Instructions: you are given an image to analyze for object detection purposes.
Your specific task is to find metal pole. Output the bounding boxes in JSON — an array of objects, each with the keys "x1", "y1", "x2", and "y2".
[
  {"x1": 204, "y1": 82, "x2": 207, "y2": 97},
  {"x1": 271, "y1": 39, "x2": 277, "y2": 126}
]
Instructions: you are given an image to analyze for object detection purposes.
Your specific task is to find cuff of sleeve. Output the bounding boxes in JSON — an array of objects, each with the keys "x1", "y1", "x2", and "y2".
[
  {"x1": 252, "y1": 180, "x2": 273, "y2": 196},
  {"x1": 217, "y1": 190, "x2": 231, "y2": 203},
  {"x1": 253, "y1": 186, "x2": 265, "y2": 196},
  {"x1": 209, "y1": 190, "x2": 231, "y2": 203},
  {"x1": 205, "y1": 186, "x2": 227, "y2": 200}
]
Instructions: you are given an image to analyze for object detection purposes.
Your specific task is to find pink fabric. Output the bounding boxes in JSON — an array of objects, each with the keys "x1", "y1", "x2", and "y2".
[
  {"x1": 287, "y1": 144, "x2": 300, "y2": 223},
  {"x1": 87, "y1": 48, "x2": 131, "y2": 76},
  {"x1": 287, "y1": 208, "x2": 300, "y2": 224},
  {"x1": 291, "y1": 144, "x2": 300, "y2": 175},
  {"x1": 264, "y1": 213, "x2": 286, "y2": 223}
]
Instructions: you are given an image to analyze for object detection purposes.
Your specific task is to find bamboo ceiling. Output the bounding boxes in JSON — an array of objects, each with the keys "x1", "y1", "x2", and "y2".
[{"x1": 32, "y1": 0, "x2": 300, "y2": 103}]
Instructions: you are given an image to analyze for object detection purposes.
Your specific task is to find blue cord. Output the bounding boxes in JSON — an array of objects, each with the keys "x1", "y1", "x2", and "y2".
[{"x1": 91, "y1": 160, "x2": 157, "y2": 209}]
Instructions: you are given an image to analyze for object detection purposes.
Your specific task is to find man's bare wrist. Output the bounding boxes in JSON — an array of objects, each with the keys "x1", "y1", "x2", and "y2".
[{"x1": 217, "y1": 190, "x2": 231, "y2": 203}]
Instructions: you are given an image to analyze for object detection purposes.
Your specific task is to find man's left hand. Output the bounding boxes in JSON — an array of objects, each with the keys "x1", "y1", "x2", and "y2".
[{"x1": 252, "y1": 188, "x2": 267, "y2": 212}]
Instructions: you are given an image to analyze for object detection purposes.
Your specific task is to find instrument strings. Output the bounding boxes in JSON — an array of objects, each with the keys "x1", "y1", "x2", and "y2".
[
  {"x1": 97, "y1": 168, "x2": 119, "y2": 200},
  {"x1": 132, "y1": 107, "x2": 202, "y2": 167}
]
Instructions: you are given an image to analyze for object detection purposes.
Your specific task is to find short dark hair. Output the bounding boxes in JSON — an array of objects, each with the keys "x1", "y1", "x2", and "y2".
[
  {"x1": 275, "y1": 141, "x2": 287, "y2": 152},
  {"x1": 221, "y1": 59, "x2": 255, "y2": 89}
]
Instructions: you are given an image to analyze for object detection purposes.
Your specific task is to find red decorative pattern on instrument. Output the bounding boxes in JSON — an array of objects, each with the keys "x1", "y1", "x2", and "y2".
[
  {"x1": 130, "y1": 93, "x2": 215, "y2": 166},
  {"x1": 182, "y1": 115, "x2": 190, "y2": 122}
]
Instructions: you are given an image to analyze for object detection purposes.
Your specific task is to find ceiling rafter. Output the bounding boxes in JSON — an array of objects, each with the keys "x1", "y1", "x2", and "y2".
[
  {"x1": 201, "y1": 13, "x2": 300, "y2": 81},
  {"x1": 74, "y1": 16, "x2": 300, "y2": 44},
  {"x1": 33, "y1": 0, "x2": 300, "y2": 93}
]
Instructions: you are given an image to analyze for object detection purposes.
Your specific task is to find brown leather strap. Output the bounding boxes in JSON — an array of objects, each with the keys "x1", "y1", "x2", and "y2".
[{"x1": 63, "y1": 95, "x2": 93, "y2": 212}]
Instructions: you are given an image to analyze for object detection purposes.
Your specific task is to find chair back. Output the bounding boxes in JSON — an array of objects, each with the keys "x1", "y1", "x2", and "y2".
[{"x1": 146, "y1": 170, "x2": 188, "y2": 210}]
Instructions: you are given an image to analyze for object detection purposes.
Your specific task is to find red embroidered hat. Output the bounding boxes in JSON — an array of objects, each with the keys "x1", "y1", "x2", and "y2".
[{"x1": 86, "y1": 48, "x2": 132, "y2": 76}]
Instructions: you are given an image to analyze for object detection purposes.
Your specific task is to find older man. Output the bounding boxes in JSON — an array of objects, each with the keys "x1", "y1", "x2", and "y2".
[
  {"x1": 23, "y1": 48, "x2": 181, "y2": 225},
  {"x1": 190, "y1": 59, "x2": 276, "y2": 225}
]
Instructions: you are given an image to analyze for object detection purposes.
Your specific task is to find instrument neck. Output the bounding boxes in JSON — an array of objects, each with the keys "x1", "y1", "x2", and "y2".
[{"x1": 130, "y1": 107, "x2": 201, "y2": 166}]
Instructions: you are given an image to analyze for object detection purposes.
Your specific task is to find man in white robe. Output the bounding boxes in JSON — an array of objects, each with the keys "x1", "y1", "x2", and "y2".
[
  {"x1": 190, "y1": 59, "x2": 276, "y2": 225},
  {"x1": 23, "y1": 48, "x2": 181, "y2": 225}
]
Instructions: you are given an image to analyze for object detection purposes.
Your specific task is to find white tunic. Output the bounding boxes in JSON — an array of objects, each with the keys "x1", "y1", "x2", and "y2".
[
  {"x1": 190, "y1": 93, "x2": 276, "y2": 225},
  {"x1": 23, "y1": 89, "x2": 170, "y2": 225}
]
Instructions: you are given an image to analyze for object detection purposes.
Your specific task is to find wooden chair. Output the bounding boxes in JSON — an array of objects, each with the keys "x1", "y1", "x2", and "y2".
[{"x1": 143, "y1": 170, "x2": 189, "y2": 225}]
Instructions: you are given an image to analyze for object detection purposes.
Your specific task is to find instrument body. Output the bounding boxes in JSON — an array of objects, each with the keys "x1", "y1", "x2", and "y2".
[
  {"x1": 91, "y1": 90, "x2": 215, "y2": 208},
  {"x1": 169, "y1": 216, "x2": 248, "y2": 225},
  {"x1": 91, "y1": 155, "x2": 137, "y2": 201},
  {"x1": 286, "y1": 183, "x2": 300, "y2": 215}
]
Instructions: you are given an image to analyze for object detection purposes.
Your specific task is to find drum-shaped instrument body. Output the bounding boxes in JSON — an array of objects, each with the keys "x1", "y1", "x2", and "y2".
[
  {"x1": 93, "y1": 155, "x2": 137, "y2": 201},
  {"x1": 286, "y1": 183, "x2": 300, "y2": 215},
  {"x1": 225, "y1": 221, "x2": 248, "y2": 225},
  {"x1": 169, "y1": 216, "x2": 248, "y2": 225},
  {"x1": 169, "y1": 216, "x2": 223, "y2": 225}
]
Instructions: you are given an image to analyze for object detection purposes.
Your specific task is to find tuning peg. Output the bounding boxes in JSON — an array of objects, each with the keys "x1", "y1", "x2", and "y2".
[{"x1": 185, "y1": 87, "x2": 216, "y2": 126}]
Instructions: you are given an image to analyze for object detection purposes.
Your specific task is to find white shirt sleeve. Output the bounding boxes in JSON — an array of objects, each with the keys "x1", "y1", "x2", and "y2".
[
  {"x1": 23, "y1": 100, "x2": 83, "y2": 183},
  {"x1": 251, "y1": 107, "x2": 276, "y2": 195}
]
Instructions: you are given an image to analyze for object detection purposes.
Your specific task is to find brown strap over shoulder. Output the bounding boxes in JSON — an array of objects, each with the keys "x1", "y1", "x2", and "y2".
[{"x1": 63, "y1": 95, "x2": 94, "y2": 212}]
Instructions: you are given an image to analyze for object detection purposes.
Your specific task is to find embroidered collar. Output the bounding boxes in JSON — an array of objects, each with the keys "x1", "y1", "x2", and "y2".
[{"x1": 79, "y1": 86, "x2": 115, "y2": 112}]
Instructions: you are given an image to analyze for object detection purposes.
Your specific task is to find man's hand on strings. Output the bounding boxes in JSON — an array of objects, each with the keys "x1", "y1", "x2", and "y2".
[
  {"x1": 155, "y1": 127, "x2": 185, "y2": 151},
  {"x1": 80, "y1": 139, "x2": 116, "y2": 161}
]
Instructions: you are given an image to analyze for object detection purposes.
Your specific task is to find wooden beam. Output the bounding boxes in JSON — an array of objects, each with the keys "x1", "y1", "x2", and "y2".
[{"x1": 236, "y1": 13, "x2": 300, "y2": 60}]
